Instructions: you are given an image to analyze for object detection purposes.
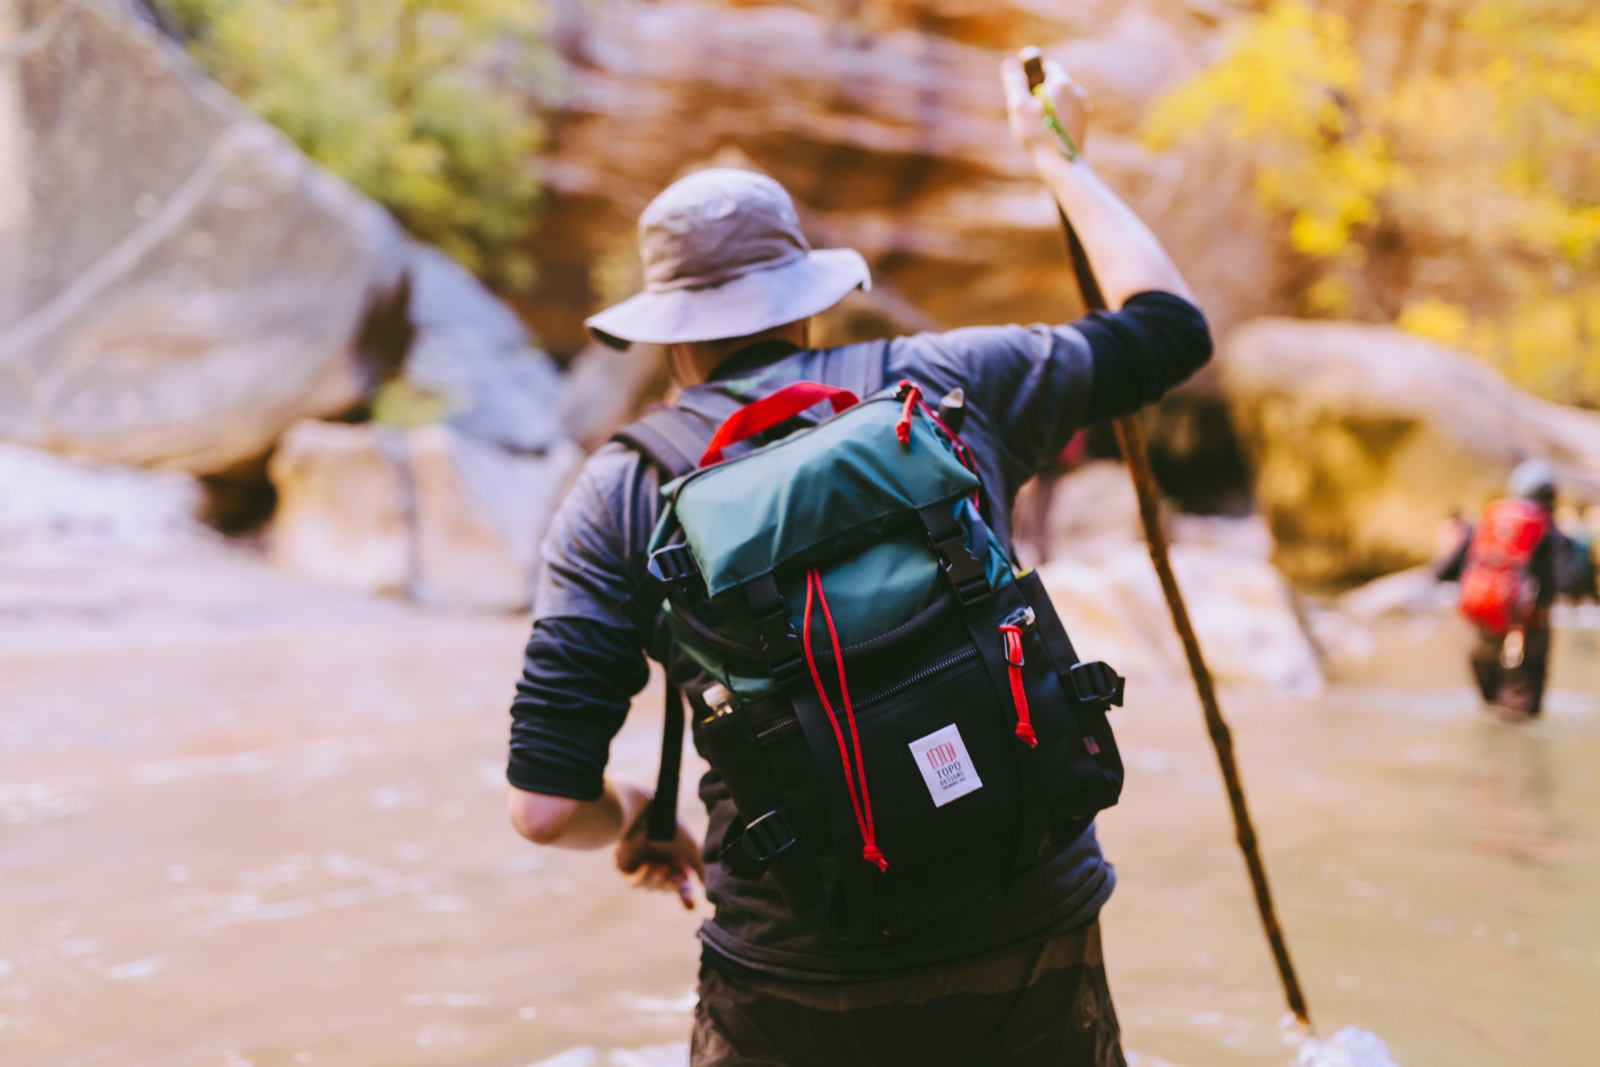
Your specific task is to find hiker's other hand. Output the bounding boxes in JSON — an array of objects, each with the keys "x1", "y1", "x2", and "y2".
[
  {"x1": 615, "y1": 815, "x2": 705, "y2": 910},
  {"x1": 1000, "y1": 55, "x2": 1090, "y2": 160}
]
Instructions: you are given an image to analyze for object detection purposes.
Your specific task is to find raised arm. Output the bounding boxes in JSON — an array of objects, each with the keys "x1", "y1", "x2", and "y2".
[{"x1": 1000, "y1": 56, "x2": 1194, "y2": 308}]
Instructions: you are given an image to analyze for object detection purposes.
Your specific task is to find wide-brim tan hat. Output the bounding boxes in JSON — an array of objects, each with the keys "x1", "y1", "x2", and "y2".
[{"x1": 586, "y1": 169, "x2": 871, "y2": 350}]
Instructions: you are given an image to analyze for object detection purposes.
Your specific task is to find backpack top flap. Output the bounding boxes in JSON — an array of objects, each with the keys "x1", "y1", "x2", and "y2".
[{"x1": 663, "y1": 395, "x2": 980, "y2": 598}]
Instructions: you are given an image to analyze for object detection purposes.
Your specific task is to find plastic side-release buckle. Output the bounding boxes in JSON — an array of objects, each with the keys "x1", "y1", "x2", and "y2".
[
  {"x1": 1070, "y1": 660, "x2": 1125, "y2": 709},
  {"x1": 719, "y1": 808, "x2": 798, "y2": 878},
  {"x1": 648, "y1": 544, "x2": 700, "y2": 584},
  {"x1": 918, "y1": 505, "x2": 991, "y2": 606},
  {"x1": 743, "y1": 576, "x2": 807, "y2": 688}
]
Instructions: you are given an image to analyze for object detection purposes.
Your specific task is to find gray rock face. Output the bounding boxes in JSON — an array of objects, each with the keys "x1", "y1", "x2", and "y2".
[
  {"x1": 0, "y1": 0, "x2": 408, "y2": 475},
  {"x1": 1222, "y1": 318, "x2": 1600, "y2": 585},
  {"x1": 403, "y1": 245, "x2": 566, "y2": 454}
]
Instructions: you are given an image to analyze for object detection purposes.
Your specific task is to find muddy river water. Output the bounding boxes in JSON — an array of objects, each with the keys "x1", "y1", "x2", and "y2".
[{"x1": 2, "y1": 548, "x2": 1598, "y2": 1067}]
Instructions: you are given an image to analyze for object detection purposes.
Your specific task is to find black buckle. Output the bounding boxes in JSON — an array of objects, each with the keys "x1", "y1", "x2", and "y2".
[
  {"x1": 919, "y1": 505, "x2": 990, "y2": 606},
  {"x1": 719, "y1": 808, "x2": 798, "y2": 878},
  {"x1": 1070, "y1": 660, "x2": 1125, "y2": 709},
  {"x1": 744, "y1": 576, "x2": 807, "y2": 688},
  {"x1": 929, "y1": 533, "x2": 990, "y2": 605},
  {"x1": 751, "y1": 606, "x2": 806, "y2": 686},
  {"x1": 648, "y1": 544, "x2": 699, "y2": 584},
  {"x1": 740, "y1": 809, "x2": 797, "y2": 860}
]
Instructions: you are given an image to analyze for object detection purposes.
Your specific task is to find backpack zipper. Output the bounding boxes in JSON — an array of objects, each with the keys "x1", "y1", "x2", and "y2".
[{"x1": 753, "y1": 644, "x2": 980, "y2": 743}]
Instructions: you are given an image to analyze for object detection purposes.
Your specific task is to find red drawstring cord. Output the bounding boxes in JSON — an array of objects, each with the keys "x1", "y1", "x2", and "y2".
[
  {"x1": 998, "y1": 625, "x2": 1038, "y2": 747},
  {"x1": 802, "y1": 568, "x2": 888, "y2": 872},
  {"x1": 896, "y1": 384, "x2": 921, "y2": 445}
]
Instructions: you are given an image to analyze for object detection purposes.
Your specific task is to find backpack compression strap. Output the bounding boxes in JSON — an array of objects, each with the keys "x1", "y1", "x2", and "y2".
[{"x1": 611, "y1": 406, "x2": 718, "y2": 843}]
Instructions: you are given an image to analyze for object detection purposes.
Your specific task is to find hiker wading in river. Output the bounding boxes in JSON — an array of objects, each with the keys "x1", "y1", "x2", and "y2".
[
  {"x1": 1438, "y1": 459, "x2": 1597, "y2": 721},
  {"x1": 506, "y1": 57, "x2": 1211, "y2": 1066}
]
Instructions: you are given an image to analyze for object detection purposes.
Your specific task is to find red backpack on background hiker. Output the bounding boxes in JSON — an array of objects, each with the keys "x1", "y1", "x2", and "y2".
[{"x1": 1457, "y1": 499, "x2": 1549, "y2": 635}]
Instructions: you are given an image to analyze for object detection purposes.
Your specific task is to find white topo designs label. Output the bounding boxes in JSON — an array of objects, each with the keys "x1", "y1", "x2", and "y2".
[{"x1": 908, "y1": 724, "x2": 983, "y2": 807}]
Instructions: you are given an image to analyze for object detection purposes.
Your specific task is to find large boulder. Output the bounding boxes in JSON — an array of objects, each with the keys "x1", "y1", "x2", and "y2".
[
  {"x1": 0, "y1": 0, "x2": 408, "y2": 475},
  {"x1": 267, "y1": 420, "x2": 583, "y2": 610},
  {"x1": 1221, "y1": 318, "x2": 1600, "y2": 586}
]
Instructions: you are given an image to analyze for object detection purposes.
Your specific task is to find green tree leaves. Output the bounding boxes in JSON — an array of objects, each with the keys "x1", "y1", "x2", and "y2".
[{"x1": 162, "y1": 0, "x2": 550, "y2": 294}]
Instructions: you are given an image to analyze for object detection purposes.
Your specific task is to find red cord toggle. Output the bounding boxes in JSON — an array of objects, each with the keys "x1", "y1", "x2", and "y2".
[
  {"x1": 895, "y1": 382, "x2": 921, "y2": 445},
  {"x1": 803, "y1": 569, "x2": 888, "y2": 872},
  {"x1": 999, "y1": 625, "x2": 1038, "y2": 747}
]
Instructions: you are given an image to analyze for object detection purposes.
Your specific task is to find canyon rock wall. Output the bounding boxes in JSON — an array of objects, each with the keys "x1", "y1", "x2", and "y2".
[{"x1": 523, "y1": 0, "x2": 1293, "y2": 360}]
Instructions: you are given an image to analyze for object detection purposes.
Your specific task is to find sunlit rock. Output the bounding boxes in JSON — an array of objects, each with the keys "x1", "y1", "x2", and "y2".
[
  {"x1": 0, "y1": 0, "x2": 410, "y2": 474},
  {"x1": 1032, "y1": 462, "x2": 1320, "y2": 693},
  {"x1": 1222, "y1": 318, "x2": 1600, "y2": 586},
  {"x1": 266, "y1": 421, "x2": 412, "y2": 597},
  {"x1": 407, "y1": 426, "x2": 584, "y2": 611},
  {"x1": 268, "y1": 420, "x2": 583, "y2": 609},
  {"x1": 1042, "y1": 540, "x2": 1322, "y2": 695}
]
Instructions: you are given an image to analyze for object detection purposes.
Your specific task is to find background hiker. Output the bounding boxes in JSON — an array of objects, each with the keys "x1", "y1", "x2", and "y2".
[
  {"x1": 1438, "y1": 458, "x2": 1597, "y2": 719},
  {"x1": 505, "y1": 56, "x2": 1211, "y2": 1065}
]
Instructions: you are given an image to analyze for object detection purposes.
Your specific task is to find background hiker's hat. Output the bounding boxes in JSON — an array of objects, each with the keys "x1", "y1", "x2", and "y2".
[
  {"x1": 585, "y1": 169, "x2": 871, "y2": 349},
  {"x1": 1509, "y1": 457, "x2": 1557, "y2": 500}
]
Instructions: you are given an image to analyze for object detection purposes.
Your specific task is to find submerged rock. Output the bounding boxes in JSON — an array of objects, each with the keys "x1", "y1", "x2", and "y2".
[
  {"x1": 1222, "y1": 318, "x2": 1600, "y2": 586},
  {"x1": 268, "y1": 420, "x2": 583, "y2": 610},
  {"x1": 0, "y1": 0, "x2": 409, "y2": 475}
]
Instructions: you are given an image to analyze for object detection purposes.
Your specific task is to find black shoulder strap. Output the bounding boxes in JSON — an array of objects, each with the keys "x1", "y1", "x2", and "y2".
[
  {"x1": 612, "y1": 405, "x2": 717, "y2": 480},
  {"x1": 612, "y1": 406, "x2": 716, "y2": 843},
  {"x1": 813, "y1": 338, "x2": 889, "y2": 401}
]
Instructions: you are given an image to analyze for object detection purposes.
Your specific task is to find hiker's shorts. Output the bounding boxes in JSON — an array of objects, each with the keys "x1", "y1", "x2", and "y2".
[{"x1": 690, "y1": 921, "x2": 1126, "y2": 1067}]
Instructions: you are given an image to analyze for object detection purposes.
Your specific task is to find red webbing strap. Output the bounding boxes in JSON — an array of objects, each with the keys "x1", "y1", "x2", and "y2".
[
  {"x1": 802, "y1": 569, "x2": 888, "y2": 872},
  {"x1": 999, "y1": 625, "x2": 1038, "y2": 747},
  {"x1": 699, "y1": 382, "x2": 858, "y2": 467}
]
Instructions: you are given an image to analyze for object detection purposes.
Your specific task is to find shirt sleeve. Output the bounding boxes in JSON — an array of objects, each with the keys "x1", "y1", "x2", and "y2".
[
  {"x1": 508, "y1": 616, "x2": 650, "y2": 799},
  {"x1": 1076, "y1": 291, "x2": 1214, "y2": 423},
  {"x1": 884, "y1": 290, "x2": 1212, "y2": 478},
  {"x1": 506, "y1": 446, "x2": 657, "y2": 800}
]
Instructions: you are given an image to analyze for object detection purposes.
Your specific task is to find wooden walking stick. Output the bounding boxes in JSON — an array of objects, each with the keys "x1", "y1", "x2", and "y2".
[{"x1": 1021, "y1": 47, "x2": 1313, "y2": 1030}]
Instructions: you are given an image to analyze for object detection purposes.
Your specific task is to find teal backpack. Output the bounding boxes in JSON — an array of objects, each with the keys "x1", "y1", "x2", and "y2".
[{"x1": 623, "y1": 379, "x2": 1124, "y2": 944}]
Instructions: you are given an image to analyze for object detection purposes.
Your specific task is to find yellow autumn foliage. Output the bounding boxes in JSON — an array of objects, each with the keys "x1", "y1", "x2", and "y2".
[{"x1": 1148, "y1": 0, "x2": 1600, "y2": 406}]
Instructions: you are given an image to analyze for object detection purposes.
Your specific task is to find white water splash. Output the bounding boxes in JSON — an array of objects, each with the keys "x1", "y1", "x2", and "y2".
[{"x1": 1290, "y1": 1025, "x2": 1400, "y2": 1067}]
